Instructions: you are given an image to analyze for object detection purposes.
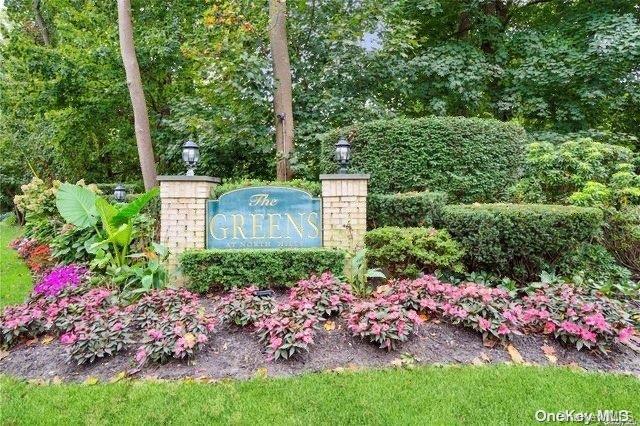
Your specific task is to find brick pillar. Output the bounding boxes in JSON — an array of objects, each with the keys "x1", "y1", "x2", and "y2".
[
  {"x1": 158, "y1": 176, "x2": 220, "y2": 268},
  {"x1": 320, "y1": 174, "x2": 370, "y2": 252}
]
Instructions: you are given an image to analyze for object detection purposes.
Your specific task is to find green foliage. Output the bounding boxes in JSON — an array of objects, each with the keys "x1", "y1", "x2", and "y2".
[
  {"x1": 441, "y1": 204, "x2": 604, "y2": 281},
  {"x1": 320, "y1": 117, "x2": 526, "y2": 202},
  {"x1": 212, "y1": 179, "x2": 321, "y2": 199},
  {"x1": 347, "y1": 249, "x2": 385, "y2": 298},
  {"x1": 604, "y1": 206, "x2": 640, "y2": 275},
  {"x1": 509, "y1": 138, "x2": 638, "y2": 204},
  {"x1": 50, "y1": 225, "x2": 97, "y2": 265},
  {"x1": 555, "y1": 244, "x2": 636, "y2": 298},
  {"x1": 180, "y1": 249, "x2": 346, "y2": 293},
  {"x1": 367, "y1": 191, "x2": 447, "y2": 229},
  {"x1": 364, "y1": 227, "x2": 464, "y2": 278},
  {"x1": 55, "y1": 183, "x2": 99, "y2": 229}
]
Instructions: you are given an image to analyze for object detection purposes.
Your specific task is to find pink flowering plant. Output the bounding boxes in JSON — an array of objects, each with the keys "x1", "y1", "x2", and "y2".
[
  {"x1": 255, "y1": 300, "x2": 319, "y2": 360},
  {"x1": 33, "y1": 264, "x2": 88, "y2": 297},
  {"x1": 61, "y1": 306, "x2": 133, "y2": 364},
  {"x1": 347, "y1": 297, "x2": 423, "y2": 350},
  {"x1": 0, "y1": 298, "x2": 49, "y2": 347},
  {"x1": 132, "y1": 289, "x2": 217, "y2": 365},
  {"x1": 287, "y1": 273, "x2": 355, "y2": 316},
  {"x1": 218, "y1": 286, "x2": 275, "y2": 327},
  {"x1": 518, "y1": 284, "x2": 638, "y2": 352},
  {"x1": 10, "y1": 237, "x2": 38, "y2": 259},
  {"x1": 377, "y1": 276, "x2": 520, "y2": 342}
]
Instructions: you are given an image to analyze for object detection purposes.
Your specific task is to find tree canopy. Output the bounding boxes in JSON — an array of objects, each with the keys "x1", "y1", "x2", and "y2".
[{"x1": 1, "y1": 0, "x2": 638, "y2": 209}]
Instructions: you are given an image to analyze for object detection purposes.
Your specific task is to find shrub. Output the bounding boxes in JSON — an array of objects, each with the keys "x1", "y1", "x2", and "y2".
[
  {"x1": 365, "y1": 227, "x2": 464, "y2": 278},
  {"x1": 347, "y1": 298, "x2": 423, "y2": 350},
  {"x1": 50, "y1": 224, "x2": 98, "y2": 264},
  {"x1": 213, "y1": 179, "x2": 321, "y2": 198},
  {"x1": 555, "y1": 244, "x2": 635, "y2": 297},
  {"x1": 441, "y1": 204, "x2": 603, "y2": 281},
  {"x1": 255, "y1": 300, "x2": 320, "y2": 360},
  {"x1": 604, "y1": 206, "x2": 640, "y2": 275},
  {"x1": 287, "y1": 273, "x2": 354, "y2": 316},
  {"x1": 33, "y1": 264, "x2": 88, "y2": 297},
  {"x1": 518, "y1": 284, "x2": 637, "y2": 352},
  {"x1": 509, "y1": 138, "x2": 637, "y2": 204},
  {"x1": 320, "y1": 117, "x2": 526, "y2": 202},
  {"x1": 367, "y1": 191, "x2": 447, "y2": 229},
  {"x1": 218, "y1": 286, "x2": 275, "y2": 327},
  {"x1": 180, "y1": 249, "x2": 346, "y2": 292}
]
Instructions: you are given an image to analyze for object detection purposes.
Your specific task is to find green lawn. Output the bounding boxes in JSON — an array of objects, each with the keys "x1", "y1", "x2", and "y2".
[
  {"x1": 0, "y1": 223, "x2": 32, "y2": 308},
  {"x1": 1, "y1": 365, "x2": 638, "y2": 425},
  {"x1": 1, "y1": 224, "x2": 638, "y2": 425}
]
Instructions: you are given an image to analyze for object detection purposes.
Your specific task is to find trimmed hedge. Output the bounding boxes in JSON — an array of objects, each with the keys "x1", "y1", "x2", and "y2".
[
  {"x1": 180, "y1": 248, "x2": 346, "y2": 292},
  {"x1": 441, "y1": 204, "x2": 603, "y2": 281},
  {"x1": 320, "y1": 117, "x2": 527, "y2": 202},
  {"x1": 367, "y1": 191, "x2": 447, "y2": 229},
  {"x1": 365, "y1": 227, "x2": 464, "y2": 278},
  {"x1": 213, "y1": 179, "x2": 321, "y2": 198}
]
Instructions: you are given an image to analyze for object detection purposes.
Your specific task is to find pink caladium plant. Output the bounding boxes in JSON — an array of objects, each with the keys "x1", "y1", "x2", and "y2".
[
  {"x1": 347, "y1": 297, "x2": 423, "y2": 350},
  {"x1": 288, "y1": 273, "x2": 355, "y2": 317},
  {"x1": 255, "y1": 300, "x2": 320, "y2": 361},
  {"x1": 218, "y1": 286, "x2": 275, "y2": 327},
  {"x1": 518, "y1": 284, "x2": 638, "y2": 352}
]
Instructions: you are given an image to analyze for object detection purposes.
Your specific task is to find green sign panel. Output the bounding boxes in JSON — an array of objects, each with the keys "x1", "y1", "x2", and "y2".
[{"x1": 206, "y1": 187, "x2": 322, "y2": 249}]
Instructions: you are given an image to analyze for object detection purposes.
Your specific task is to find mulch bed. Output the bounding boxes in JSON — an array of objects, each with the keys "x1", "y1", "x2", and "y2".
[{"x1": 1, "y1": 294, "x2": 638, "y2": 382}]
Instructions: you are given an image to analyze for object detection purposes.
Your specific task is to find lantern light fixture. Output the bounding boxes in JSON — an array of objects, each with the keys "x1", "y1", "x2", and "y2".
[
  {"x1": 335, "y1": 137, "x2": 351, "y2": 174},
  {"x1": 182, "y1": 139, "x2": 200, "y2": 176},
  {"x1": 113, "y1": 184, "x2": 127, "y2": 203}
]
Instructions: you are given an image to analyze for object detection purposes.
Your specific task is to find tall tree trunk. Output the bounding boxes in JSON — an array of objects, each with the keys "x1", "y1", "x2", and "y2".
[
  {"x1": 268, "y1": 0, "x2": 294, "y2": 181},
  {"x1": 32, "y1": 0, "x2": 51, "y2": 46},
  {"x1": 117, "y1": 0, "x2": 157, "y2": 190}
]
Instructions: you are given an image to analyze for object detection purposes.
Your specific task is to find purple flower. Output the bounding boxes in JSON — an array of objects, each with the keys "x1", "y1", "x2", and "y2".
[{"x1": 33, "y1": 264, "x2": 87, "y2": 297}]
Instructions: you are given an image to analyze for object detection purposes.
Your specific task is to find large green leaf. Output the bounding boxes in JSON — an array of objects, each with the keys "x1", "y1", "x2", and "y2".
[
  {"x1": 109, "y1": 223, "x2": 133, "y2": 248},
  {"x1": 55, "y1": 183, "x2": 98, "y2": 229},
  {"x1": 111, "y1": 187, "x2": 159, "y2": 226},
  {"x1": 96, "y1": 197, "x2": 119, "y2": 237}
]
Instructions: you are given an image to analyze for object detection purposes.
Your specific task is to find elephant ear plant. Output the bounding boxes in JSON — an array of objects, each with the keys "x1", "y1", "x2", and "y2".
[{"x1": 55, "y1": 183, "x2": 168, "y2": 297}]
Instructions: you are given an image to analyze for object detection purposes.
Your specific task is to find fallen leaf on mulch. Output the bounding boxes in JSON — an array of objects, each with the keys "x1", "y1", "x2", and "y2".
[
  {"x1": 471, "y1": 357, "x2": 484, "y2": 366},
  {"x1": 41, "y1": 335, "x2": 55, "y2": 345},
  {"x1": 25, "y1": 338, "x2": 38, "y2": 346},
  {"x1": 323, "y1": 321, "x2": 336, "y2": 331},
  {"x1": 109, "y1": 371, "x2": 128, "y2": 383},
  {"x1": 506, "y1": 344, "x2": 524, "y2": 364},
  {"x1": 419, "y1": 313, "x2": 429, "y2": 322},
  {"x1": 254, "y1": 367, "x2": 268, "y2": 378},
  {"x1": 51, "y1": 376, "x2": 63, "y2": 385},
  {"x1": 0, "y1": 350, "x2": 9, "y2": 361},
  {"x1": 84, "y1": 376, "x2": 99, "y2": 385},
  {"x1": 479, "y1": 352, "x2": 491, "y2": 363},
  {"x1": 483, "y1": 338, "x2": 497, "y2": 348},
  {"x1": 541, "y1": 345, "x2": 557, "y2": 364}
]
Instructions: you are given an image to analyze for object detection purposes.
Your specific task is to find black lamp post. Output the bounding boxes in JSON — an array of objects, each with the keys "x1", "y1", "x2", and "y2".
[
  {"x1": 182, "y1": 140, "x2": 200, "y2": 176},
  {"x1": 113, "y1": 184, "x2": 127, "y2": 203},
  {"x1": 335, "y1": 137, "x2": 351, "y2": 174}
]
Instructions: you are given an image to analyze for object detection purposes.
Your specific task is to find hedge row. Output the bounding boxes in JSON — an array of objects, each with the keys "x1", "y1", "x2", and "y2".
[
  {"x1": 441, "y1": 203, "x2": 603, "y2": 281},
  {"x1": 320, "y1": 117, "x2": 527, "y2": 203},
  {"x1": 367, "y1": 191, "x2": 447, "y2": 229},
  {"x1": 180, "y1": 248, "x2": 346, "y2": 292}
]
